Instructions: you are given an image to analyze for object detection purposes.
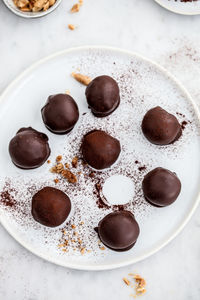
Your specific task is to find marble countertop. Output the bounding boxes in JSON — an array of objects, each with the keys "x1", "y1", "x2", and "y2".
[{"x1": 0, "y1": 0, "x2": 200, "y2": 299}]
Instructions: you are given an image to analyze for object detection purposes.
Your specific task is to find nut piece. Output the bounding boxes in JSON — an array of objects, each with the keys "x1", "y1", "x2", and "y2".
[
  {"x1": 71, "y1": 72, "x2": 91, "y2": 86},
  {"x1": 68, "y1": 24, "x2": 76, "y2": 31},
  {"x1": 72, "y1": 156, "x2": 78, "y2": 168},
  {"x1": 71, "y1": 3, "x2": 80, "y2": 13},
  {"x1": 134, "y1": 275, "x2": 146, "y2": 296},
  {"x1": 123, "y1": 278, "x2": 130, "y2": 286},
  {"x1": 13, "y1": 0, "x2": 56, "y2": 12}
]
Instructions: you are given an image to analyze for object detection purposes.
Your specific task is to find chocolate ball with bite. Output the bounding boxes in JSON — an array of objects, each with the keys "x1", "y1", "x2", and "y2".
[
  {"x1": 41, "y1": 94, "x2": 79, "y2": 134},
  {"x1": 142, "y1": 167, "x2": 181, "y2": 207},
  {"x1": 9, "y1": 127, "x2": 50, "y2": 169},
  {"x1": 142, "y1": 106, "x2": 182, "y2": 145},
  {"x1": 85, "y1": 75, "x2": 120, "y2": 117},
  {"x1": 97, "y1": 211, "x2": 140, "y2": 251},
  {"x1": 82, "y1": 130, "x2": 121, "y2": 170},
  {"x1": 32, "y1": 187, "x2": 71, "y2": 227}
]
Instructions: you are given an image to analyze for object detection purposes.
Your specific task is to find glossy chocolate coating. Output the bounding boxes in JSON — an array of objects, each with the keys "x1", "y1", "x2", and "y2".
[
  {"x1": 142, "y1": 106, "x2": 182, "y2": 145},
  {"x1": 85, "y1": 75, "x2": 120, "y2": 117},
  {"x1": 9, "y1": 127, "x2": 50, "y2": 169},
  {"x1": 98, "y1": 211, "x2": 140, "y2": 251},
  {"x1": 41, "y1": 94, "x2": 79, "y2": 134},
  {"x1": 32, "y1": 187, "x2": 71, "y2": 227},
  {"x1": 142, "y1": 167, "x2": 181, "y2": 207},
  {"x1": 82, "y1": 130, "x2": 121, "y2": 170}
]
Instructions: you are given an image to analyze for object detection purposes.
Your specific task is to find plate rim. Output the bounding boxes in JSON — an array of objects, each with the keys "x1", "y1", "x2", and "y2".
[
  {"x1": 154, "y1": 0, "x2": 200, "y2": 15},
  {"x1": 0, "y1": 45, "x2": 200, "y2": 271}
]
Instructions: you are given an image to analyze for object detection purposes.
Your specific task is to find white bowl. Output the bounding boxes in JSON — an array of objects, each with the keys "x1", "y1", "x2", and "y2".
[{"x1": 3, "y1": 0, "x2": 63, "y2": 18}]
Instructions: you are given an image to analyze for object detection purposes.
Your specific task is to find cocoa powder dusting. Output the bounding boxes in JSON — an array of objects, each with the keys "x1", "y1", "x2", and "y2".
[{"x1": 0, "y1": 190, "x2": 16, "y2": 208}]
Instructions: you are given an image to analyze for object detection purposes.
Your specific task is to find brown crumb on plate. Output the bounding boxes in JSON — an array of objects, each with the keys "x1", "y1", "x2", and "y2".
[
  {"x1": 123, "y1": 278, "x2": 130, "y2": 286},
  {"x1": 68, "y1": 24, "x2": 76, "y2": 30},
  {"x1": 71, "y1": 3, "x2": 80, "y2": 13},
  {"x1": 72, "y1": 156, "x2": 78, "y2": 168},
  {"x1": 71, "y1": 72, "x2": 91, "y2": 86}
]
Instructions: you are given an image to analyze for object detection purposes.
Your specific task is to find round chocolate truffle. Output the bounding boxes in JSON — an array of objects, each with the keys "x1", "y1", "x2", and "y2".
[
  {"x1": 142, "y1": 106, "x2": 182, "y2": 145},
  {"x1": 9, "y1": 127, "x2": 50, "y2": 169},
  {"x1": 41, "y1": 94, "x2": 79, "y2": 134},
  {"x1": 142, "y1": 167, "x2": 181, "y2": 207},
  {"x1": 82, "y1": 130, "x2": 121, "y2": 170},
  {"x1": 85, "y1": 75, "x2": 120, "y2": 117},
  {"x1": 97, "y1": 211, "x2": 140, "y2": 251},
  {"x1": 32, "y1": 187, "x2": 71, "y2": 227}
]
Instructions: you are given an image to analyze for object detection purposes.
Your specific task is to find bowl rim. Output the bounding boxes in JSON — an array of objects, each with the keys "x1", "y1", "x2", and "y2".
[
  {"x1": 2, "y1": 0, "x2": 63, "y2": 18},
  {"x1": 154, "y1": 0, "x2": 200, "y2": 16}
]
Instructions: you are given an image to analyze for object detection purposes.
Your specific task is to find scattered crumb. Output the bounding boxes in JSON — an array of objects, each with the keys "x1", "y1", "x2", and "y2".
[
  {"x1": 68, "y1": 24, "x2": 76, "y2": 31},
  {"x1": 71, "y1": 72, "x2": 92, "y2": 86},
  {"x1": 89, "y1": 172, "x2": 95, "y2": 178},
  {"x1": 123, "y1": 278, "x2": 131, "y2": 286},
  {"x1": 62, "y1": 248, "x2": 68, "y2": 252},
  {"x1": 80, "y1": 248, "x2": 85, "y2": 255},
  {"x1": 100, "y1": 246, "x2": 106, "y2": 251},
  {"x1": 72, "y1": 156, "x2": 78, "y2": 168},
  {"x1": 62, "y1": 170, "x2": 77, "y2": 183},
  {"x1": 71, "y1": 224, "x2": 76, "y2": 229},
  {"x1": 56, "y1": 155, "x2": 62, "y2": 162},
  {"x1": 71, "y1": 3, "x2": 80, "y2": 13},
  {"x1": 50, "y1": 157, "x2": 78, "y2": 184},
  {"x1": 123, "y1": 273, "x2": 146, "y2": 297},
  {"x1": 47, "y1": 160, "x2": 51, "y2": 164},
  {"x1": 54, "y1": 178, "x2": 59, "y2": 184},
  {"x1": 65, "y1": 89, "x2": 70, "y2": 95}
]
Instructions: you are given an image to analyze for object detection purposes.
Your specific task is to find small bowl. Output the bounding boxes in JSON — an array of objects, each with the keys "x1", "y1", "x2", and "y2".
[{"x1": 3, "y1": 0, "x2": 63, "y2": 18}]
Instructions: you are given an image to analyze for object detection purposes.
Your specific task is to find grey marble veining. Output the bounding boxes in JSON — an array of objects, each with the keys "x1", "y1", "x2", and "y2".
[{"x1": 0, "y1": 0, "x2": 200, "y2": 299}]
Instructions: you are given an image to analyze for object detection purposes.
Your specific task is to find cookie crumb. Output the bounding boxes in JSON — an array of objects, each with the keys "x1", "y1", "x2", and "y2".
[
  {"x1": 80, "y1": 247, "x2": 85, "y2": 255},
  {"x1": 72, "y1": 156, "x2": 78, "y2": 168},
  {"x1": 65, "y1": 89, "x2": 70, "y2": 95},
  {"x1": 123, "y1": 278, "x2": 131, "y2": 286},
  {"x1": 62, "y1": 169, "x2": 77, "y2": 183},
  {"x1": 56, "y1": 155, "x2": 62, "y2": 162},
  {"x1": 71, "y1": 72, "x2": 91, "y2": 86},
  {"x1": 100, "y1": 246, "x2": 106, "y2": 251},
  {"x1": 68, "y1": 24, "x2": 76, "y2": 30},
  {"x1": 123, "y1": 273, "x2": 146, "y2": 297},
  {"x1": 71, "y1": 3, "x2": 80, "y2": 13}
]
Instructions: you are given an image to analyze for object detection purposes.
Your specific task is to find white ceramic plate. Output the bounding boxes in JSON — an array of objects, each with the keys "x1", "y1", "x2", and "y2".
[
  {"x1": 3, "y1": 0, "x2": 62, "y2": 18},
  {"x1": 154, "y1": 0, "x2": 200, "y2": 15},
  {"x1": 0, "y1": 46, "x2": 200, "y2": 271}
]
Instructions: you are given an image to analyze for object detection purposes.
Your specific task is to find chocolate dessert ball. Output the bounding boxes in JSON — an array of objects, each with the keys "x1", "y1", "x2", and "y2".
[
  {"x1": 32, "y1": 187, "x2": 71, "y2": 227},
  {"x1": 9, "y1": 127, "x2": 50, "y2": 169},
  {"x1": 41, "y1": 94, "x2": 79, "y2": 134},
  {"x1": 97, "y1": 211, "x2": 140, "y2": 251},
  {"x1": 142, "y1": 167, "x2": 181, "y2": 207},
  {"x1": 82, "y1": 130, "x2": 121, "y2": 170},
  {"x1": 142, "y1": 106, "x2": 182, "y2": 145},
  {"x1": 85, "y1": 75, "x2": 120, "y2": 117}
]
